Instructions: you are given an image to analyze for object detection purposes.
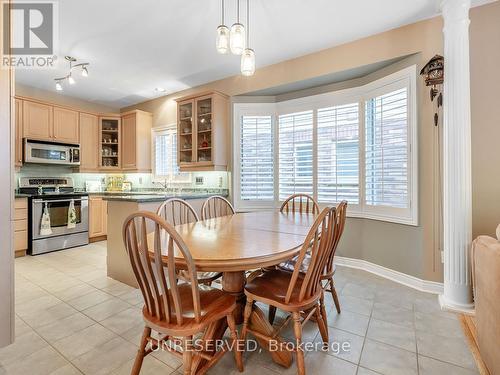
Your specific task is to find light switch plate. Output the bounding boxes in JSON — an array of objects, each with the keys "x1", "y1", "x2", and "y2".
[{"x1": 195, "y1": 176, "x2": 204, "y2": 185}]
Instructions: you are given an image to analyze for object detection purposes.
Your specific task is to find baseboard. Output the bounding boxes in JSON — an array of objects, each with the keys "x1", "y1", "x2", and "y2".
[{"x1": 335, "y1": 256, "x2": 444, "y2": 294}]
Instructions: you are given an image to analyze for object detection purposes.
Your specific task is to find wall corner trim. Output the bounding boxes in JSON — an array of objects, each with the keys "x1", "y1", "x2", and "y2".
[{"x1": 335, "y1": 256, "x2": 444, "y2": 295}]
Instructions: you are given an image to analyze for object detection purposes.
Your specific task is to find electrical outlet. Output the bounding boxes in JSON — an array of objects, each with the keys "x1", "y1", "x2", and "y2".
[{"x1": 195, "y1": 176, "x2": 204, "y2": 185}]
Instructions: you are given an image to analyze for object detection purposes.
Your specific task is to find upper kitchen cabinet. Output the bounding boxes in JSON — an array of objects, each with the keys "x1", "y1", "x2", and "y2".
[
  {"x1": 22, "y1": 99, "x2": 79, "y2": 144},
  {"x1": 176, "y1": 91, "x2": 229, "y2": 171},
  {"x1": 79, "y1": 112, "x2": 99, "y2": 171},
  {"x1": 99, "y1": 116, "x2": 121, "y2": 170},
  {"x1": 53, "y1": 107, "x2": 80, "y2": 143},
  {"x1": 121, "y1": 110, "x2": 153, "y2": 172},
  {"x1": 14, "y1": 98, "x2": 23, "y2": 168},
  {"x1": 22, "y1": 100, "x2": 53, "y2": 140}
]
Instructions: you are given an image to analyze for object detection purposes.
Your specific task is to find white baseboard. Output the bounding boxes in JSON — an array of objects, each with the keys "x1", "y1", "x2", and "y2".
[{"x1": 335, "y1": 256, "x2": 444, "y2": 295}]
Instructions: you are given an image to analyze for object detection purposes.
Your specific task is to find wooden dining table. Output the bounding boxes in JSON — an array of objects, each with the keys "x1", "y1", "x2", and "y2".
[{"x1": 148, "y1": 210, "x2": 317, "y2": 373}]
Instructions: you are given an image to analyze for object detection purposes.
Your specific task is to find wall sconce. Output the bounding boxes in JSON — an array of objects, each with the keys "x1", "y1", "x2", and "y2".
[{"x1": 420, "y1": 55, "x2": 444, "y2": 126}]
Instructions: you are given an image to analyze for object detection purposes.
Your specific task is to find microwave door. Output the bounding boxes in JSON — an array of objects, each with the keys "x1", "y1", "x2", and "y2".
[{"x1": 25, "y1": 142, "x2": 72, "y2": 165}]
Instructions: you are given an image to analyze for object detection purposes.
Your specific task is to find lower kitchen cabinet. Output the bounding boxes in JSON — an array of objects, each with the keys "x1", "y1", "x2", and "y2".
[
  {"x1": 14, "y1": 198, "x2": 28, "y2": 257},
  {"x1": 89, "y1": 196, "x2": 108, "y2": 240}
]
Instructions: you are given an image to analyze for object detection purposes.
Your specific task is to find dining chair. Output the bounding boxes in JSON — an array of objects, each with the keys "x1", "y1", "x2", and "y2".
[
  {"x1": 157, "y1": 198, "x2": 222, "y2": 286},
  {"x1": 277, "y1": 201, "x2": 348, "y2": 320},
  {"x1": 280, "y1": 193, "x2": 320, "y2": 215},
  {"x1": 123, "y1": 211, "x2": 243, "y2": 375},
  {"x1": 240, "y1": 206, "x2": 338, "y2": 375},
  {"x1": 201, "y1": 195, "x2": 235, "y2": 220}
]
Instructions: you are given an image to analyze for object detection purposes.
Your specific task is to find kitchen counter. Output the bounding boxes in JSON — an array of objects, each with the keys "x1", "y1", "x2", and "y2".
[{"x1": 100, "y1": 193, "x2": 224, "y2": 203}]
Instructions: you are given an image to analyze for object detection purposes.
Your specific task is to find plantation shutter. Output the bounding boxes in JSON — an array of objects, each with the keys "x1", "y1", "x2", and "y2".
[
  {"x1": 240, "y1": 115, "x2": 274, "y2": 200},
  {"x1": 365, "y1": 88, "x2": 409, "y2": 208},
  {"x1": 278, "y1": 110, "x2": 314, "y2": 200},
  {"x1": 317, "y1": 103, "x2": 360, "y2": 204}
]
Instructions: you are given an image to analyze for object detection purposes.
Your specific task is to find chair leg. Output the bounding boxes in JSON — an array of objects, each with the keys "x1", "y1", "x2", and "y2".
[
  {"x1": 240, "y1": 298, "x2": 253, "y2": 343},
  {"x1": 329, "y1": 278, "x2": 341, "y2": 314},
  {"x1": 227, "y1": 313, "x2": 244, "y2": 372},
  {"x1": 292, "y1": 312, "x2": 305, "y2": 375},
  {"x1": 268, "y1": 306, "x2": 277, "y2": 325},
  {"x1": 182, "y1": 336, "x2": 193, "y2": 375},
  {"x1": 131, "y1": 326, "x2": 151, "y2": 375},
  {"x1": 319, "y1": 293, "x2": 329, "y2": 338},
  {"x1": 315, "y1": 304, "x2": 329, "y2": 344}
]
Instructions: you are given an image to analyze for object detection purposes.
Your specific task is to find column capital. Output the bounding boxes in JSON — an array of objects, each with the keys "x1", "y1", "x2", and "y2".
[{"x1": 441, "y1": 0, "x2": 471, "y2": 23}]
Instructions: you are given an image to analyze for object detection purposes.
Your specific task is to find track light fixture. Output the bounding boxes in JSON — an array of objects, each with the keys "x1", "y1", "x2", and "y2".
[{"x1": 53, "y1": 56, "x2": 90, "y2": 91}]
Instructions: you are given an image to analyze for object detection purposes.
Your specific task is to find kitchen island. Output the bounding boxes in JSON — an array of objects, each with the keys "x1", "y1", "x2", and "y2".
[{"x1": 103, "y1": 193, "x2": 223, "y2": 287}]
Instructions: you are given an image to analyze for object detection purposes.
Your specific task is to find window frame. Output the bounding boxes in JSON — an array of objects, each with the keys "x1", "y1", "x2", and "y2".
[
  {"x1": 232, "y1": 66, "x2": 418, "y2": 225},
  {"x1": 151, "y1": 125, "x2": 192, "y2": 184}
]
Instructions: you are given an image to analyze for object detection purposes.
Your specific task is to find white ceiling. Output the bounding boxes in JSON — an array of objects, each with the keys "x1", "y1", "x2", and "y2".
[{"x1": 15, "y1": 0, "x2": 493, "y2": 109}]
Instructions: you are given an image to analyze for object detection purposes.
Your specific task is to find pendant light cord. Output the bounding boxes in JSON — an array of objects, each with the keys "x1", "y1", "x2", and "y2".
[
  {"x1": 246, "y1": 0, "x2": 249, "y2": 46},
  {"x1": 237, "y1": 0, "x2": 240, "y2": 22},
  {"x1": 221, "y1": 0, "x2": 225, "y2": 25}
]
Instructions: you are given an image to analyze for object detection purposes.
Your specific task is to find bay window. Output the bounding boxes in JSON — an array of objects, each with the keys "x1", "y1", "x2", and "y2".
[{"x1": 233, "y1": 66, "x2": 417, "y2": 225}]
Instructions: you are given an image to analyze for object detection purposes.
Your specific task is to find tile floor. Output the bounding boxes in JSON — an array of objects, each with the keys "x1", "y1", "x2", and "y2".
[{"x1": 0, "y1": 241, "x2": 479, "y2": 375}]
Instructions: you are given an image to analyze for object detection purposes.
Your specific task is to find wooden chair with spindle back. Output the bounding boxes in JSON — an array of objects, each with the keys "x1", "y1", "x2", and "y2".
[
  {"x1": 280, "y1": 194, "x2": 320, "y2": 215},
  {"x1": 123, "y1": 211, "x2": 243, "y2": 375},
  {"x1": 201, "y1": 195, "x2": 235, "y2": 220},
  {"x1": 241, "y1": 206, "x2": 338, "y2": 375},
  {"x1": 157, "y1": 198, "x2": 222, "y2": 286}
]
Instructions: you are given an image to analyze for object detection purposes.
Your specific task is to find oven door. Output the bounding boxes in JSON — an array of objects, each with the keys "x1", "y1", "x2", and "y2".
[
  {"x1": 32, "y1": 197, "x2": 89, "y2": 239},
  {"x1": 24, "y1": 141, "x2": 78, "y2": 165}
]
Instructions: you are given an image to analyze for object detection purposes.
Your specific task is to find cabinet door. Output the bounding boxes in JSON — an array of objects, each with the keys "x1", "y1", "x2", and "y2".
[
  {"x1": 23, "y1": 100, "x2": 52, "y2": 140},
  {"x1": 89, "y1": 197, "x2": 105, "y2": 238},
  {"x1": 121, "y1": 113, "x2": 137, "y2": 170},
  {"x1": 79, "y1": 113, "x2": 99, "y2": 171},
  {"x1": 102, "y1": 199, "x2": 108, "y2": 235},
  {"x1": 53, "y1": 107, "x2": 79, "y2": 143},
  {"x1": 178, "y1": 100, "x2": 195, "y2": 166},
  {"x1": 14, "y1": 99, "x2": 23, "y2": 167}
]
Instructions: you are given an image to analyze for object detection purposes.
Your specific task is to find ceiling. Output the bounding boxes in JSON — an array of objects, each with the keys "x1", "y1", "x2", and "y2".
[{"x1": 15, "y1": 0, "x2": 493, "y2": 109}]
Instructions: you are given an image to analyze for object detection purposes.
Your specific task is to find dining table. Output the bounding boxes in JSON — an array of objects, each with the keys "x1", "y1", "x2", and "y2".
[{"x1": 147, "y1": 210, "x2": 317, "y2": 374}]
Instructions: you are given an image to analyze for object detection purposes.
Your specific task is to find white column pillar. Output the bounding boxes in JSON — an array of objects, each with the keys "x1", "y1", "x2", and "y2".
[{"x1": 439, "y1": 0, "x2": 474, "y2": 313}]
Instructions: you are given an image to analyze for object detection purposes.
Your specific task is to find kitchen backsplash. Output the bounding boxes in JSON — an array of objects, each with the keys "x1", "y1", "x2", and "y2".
[{"x1": 16, "y1": 164, "x2": 229, "y2": 191}]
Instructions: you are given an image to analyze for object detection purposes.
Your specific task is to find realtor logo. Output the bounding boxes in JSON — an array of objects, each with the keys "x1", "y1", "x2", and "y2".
[{"x1": 2, "y1": 0, "x2": 58, "y2": 68}]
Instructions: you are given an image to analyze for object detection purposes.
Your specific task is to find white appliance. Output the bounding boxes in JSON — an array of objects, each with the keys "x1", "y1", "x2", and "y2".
[{"x1": 24, "y1": 139, "x2": 80, "y2": 166}]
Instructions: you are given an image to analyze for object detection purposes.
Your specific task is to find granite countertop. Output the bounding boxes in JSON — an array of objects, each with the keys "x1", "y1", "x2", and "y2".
[
  {"x1": 101, "y1": 193, "x2": 225, "y2": 203},
  {"x1": 14, "y1": 193, "x2": 32, "y2": 198}
]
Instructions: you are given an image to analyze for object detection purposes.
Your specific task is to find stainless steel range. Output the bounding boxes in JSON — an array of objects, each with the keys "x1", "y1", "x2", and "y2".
[{"x1": 19, "y1": 177, "x2": 89, "y2": 255}]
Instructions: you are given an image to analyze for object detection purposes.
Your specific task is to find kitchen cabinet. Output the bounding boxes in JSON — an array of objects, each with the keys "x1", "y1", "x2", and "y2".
[
  {"x1": 176, "y1": 91, "x2": 229, "y2": 171},
  {"x1": 121, "y1": 110, "x2": 152, "y2": 172},
  {"x1": 14, "y1": 98, "x2": 23, "y2": 168},
  {"x1": 99, "y1": 116, "x2": 121, "y2": 170},
  {"x1": 22, "y1": 99, "x2": 79, "y2": 144},
  {"x1": 79, "y1": 113, "x2": 99, "y2": 171},
  {"x1": 89, "y1": 196, "x2": 107, "y2": 240},
  {"x1": 14, "y1": 198, "x2": 28, "y2": 257},
  {"x1": 53, "y1": 107, "x2": 79, "y2": 143},
  {"x1": 23, "y1": 100, "x2": 52, "y2": 141}
]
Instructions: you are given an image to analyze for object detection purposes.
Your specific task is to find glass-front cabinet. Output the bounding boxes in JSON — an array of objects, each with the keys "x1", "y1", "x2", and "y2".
[
  {"x1": 176, "y1": 92, "x2": 228, "y2": 171},
  {"x1": 99, "y1": 116, "x2": 121, "y2": 169}
]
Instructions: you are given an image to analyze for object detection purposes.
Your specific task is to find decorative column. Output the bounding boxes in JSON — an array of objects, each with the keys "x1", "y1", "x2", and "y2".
[{"x1": 439, "y1": 0, "x2": 474, "y2": 312}]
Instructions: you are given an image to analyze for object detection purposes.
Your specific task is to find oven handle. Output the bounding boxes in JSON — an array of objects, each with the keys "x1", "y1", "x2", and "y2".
[{"x1": 33, "y1": 198, "x2": 88, "y2": 204}]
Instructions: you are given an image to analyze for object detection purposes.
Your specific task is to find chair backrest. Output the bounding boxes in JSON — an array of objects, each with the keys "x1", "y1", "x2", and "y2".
[
  {"x1": 157, "y1": 198, "x2": 199, "y2": 226},
  {"x1": 123, "y1": 211, "x2": 201, "y2": 325},
  {"x1": 201, "y1": 195, "x2": 235, "y2": 220},
  {"x1": 285, "y1": 206, "x2": 337, "y2": 303},
  {"x1": 280, "y1": 194, "x2": 319, "y2": 215},
  {"x1": 325, "y1": 200, "x2": 348, "y2": 275}
]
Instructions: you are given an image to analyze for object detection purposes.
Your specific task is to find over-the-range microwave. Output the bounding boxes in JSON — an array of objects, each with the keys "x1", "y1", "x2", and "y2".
[{"x1": 24, "y1": 139, "x2": 80, "y2": 166}]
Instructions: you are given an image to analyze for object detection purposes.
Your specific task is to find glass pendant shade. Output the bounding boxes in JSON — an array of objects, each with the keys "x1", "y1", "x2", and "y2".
[
  {"x1": 240, "y1": 48, "x2": 255, "y2": 76},
  {"x1": 68, "y1": 74, "x2": 76, "y2": 85},
  {"x1": 55, "y1": 81, "x2": 63, "y2": 91},
  {"x1": 216, "y1": 25, "x2": 230, "y2": 54},
  {"x1": 230, "y1": 23, "x2": 245, "y2": 55},
  {"x1": 81, "y1": 66, "x2": 89, "y2": 77}
]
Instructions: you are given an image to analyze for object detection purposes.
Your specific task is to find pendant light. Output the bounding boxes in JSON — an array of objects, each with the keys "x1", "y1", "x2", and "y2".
[
  {"x1": 230, "y1": 0, "x2": 245, "y2": 55},
  {"x1": 241, "y1": 0, "x2": 255, "y2": 76},
  {"x1": 216, "y1": 0, "x2": 229, "y2": 54}
]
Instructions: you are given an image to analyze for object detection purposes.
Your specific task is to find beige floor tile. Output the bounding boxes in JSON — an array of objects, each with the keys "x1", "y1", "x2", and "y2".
[
  {"x1": 416, "y1": 330, "x2": 477, "y2": 370},
  {"x1": 100, "y1": 307, "x2": 143, "y2": 335},
  {"x1": 0, "y1": 331, "x2": 48, "y2": 367},
  {"x1": 327, "y1": 309, "x2": 370, "y2": 336},
  {"x1": 72, "y1": 337, "x2": 137, "y2": 375},
  {"x1": 51, "y1": 283, "x2": 97, "y2": 302},
  {"x1": 118, "y1": 289, "x2": 143, "y2": 306},
  {"x1": 3, "y1": 346, "x2": 69, "y2": 375},
  {"x1": 360, "y1": 339, "x2": 417, "y2": 375},
  {"x1": 36, "y1": 312, "x2": 95, "y2": 343},
  {"x1": 19, "y1": 302, "x2": 79, "y2": 329},
  {"x1": 335, "y1": 295, "x2": 373, "y2": 317},
  {"x1": 414, "y1": 311, "x2": 464, "y2": 338},
  {"x1": 367, "y1": 318, "x2": 416, "y2": 352},
  {"x1": 418, "y1": 355, "x2": 479, "y2": 375},
  {"x1": 52, "y1": 323, "x2": 117, "y2": 360},
  {"x1": 67, "y1": 290, "x2": 114, "y2": 311},
  {"x1": 48, "y1": 363, "x2": 82, "y2": 375},
  {"x1": 16, "y1": 294, "x2": 62, "y2": 316},
  {"x1": 121, "y1": 323, "x2": 146, "y2": 345},
  {"x1": 86, "y1": 276, "x2": 122, "y2": 289},
  {"x1": 371, "y1": 302, "x2": 414, "y2": 328},
  {"x1": 313, "y1": 326, "x2": 365, "y2": 365},
  {"x1": 101, "y1": 282, "x2": 136, "y2": 297},
  {"x1": 341, "y1": 283, "x2": 376, "y2": 300},
  {"x1": 81, "y1": 298, "x2": 131, "y2": 322},
  {"x1": 110, "y1": 356, "x2": 176, "y2": 375},
  {"x1": 357, "y1": 367, "x2": 380, "y2": 375},
  {"x1": 15, "y1": 316, "x2": 33, "y2": 338}
]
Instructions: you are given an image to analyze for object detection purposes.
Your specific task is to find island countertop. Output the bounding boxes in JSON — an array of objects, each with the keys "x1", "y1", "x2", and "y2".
[{"x1": 100, "y1": 193, "x2": 226, "y2": 203}]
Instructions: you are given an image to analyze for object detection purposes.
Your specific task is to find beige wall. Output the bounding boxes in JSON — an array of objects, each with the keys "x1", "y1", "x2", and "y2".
[
  {"x1": 15, "y1": 83, "x2": 119, "y2": 114},
  {"x1": 125, "y1": 2, "x2": 498, "y2": 282}
]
